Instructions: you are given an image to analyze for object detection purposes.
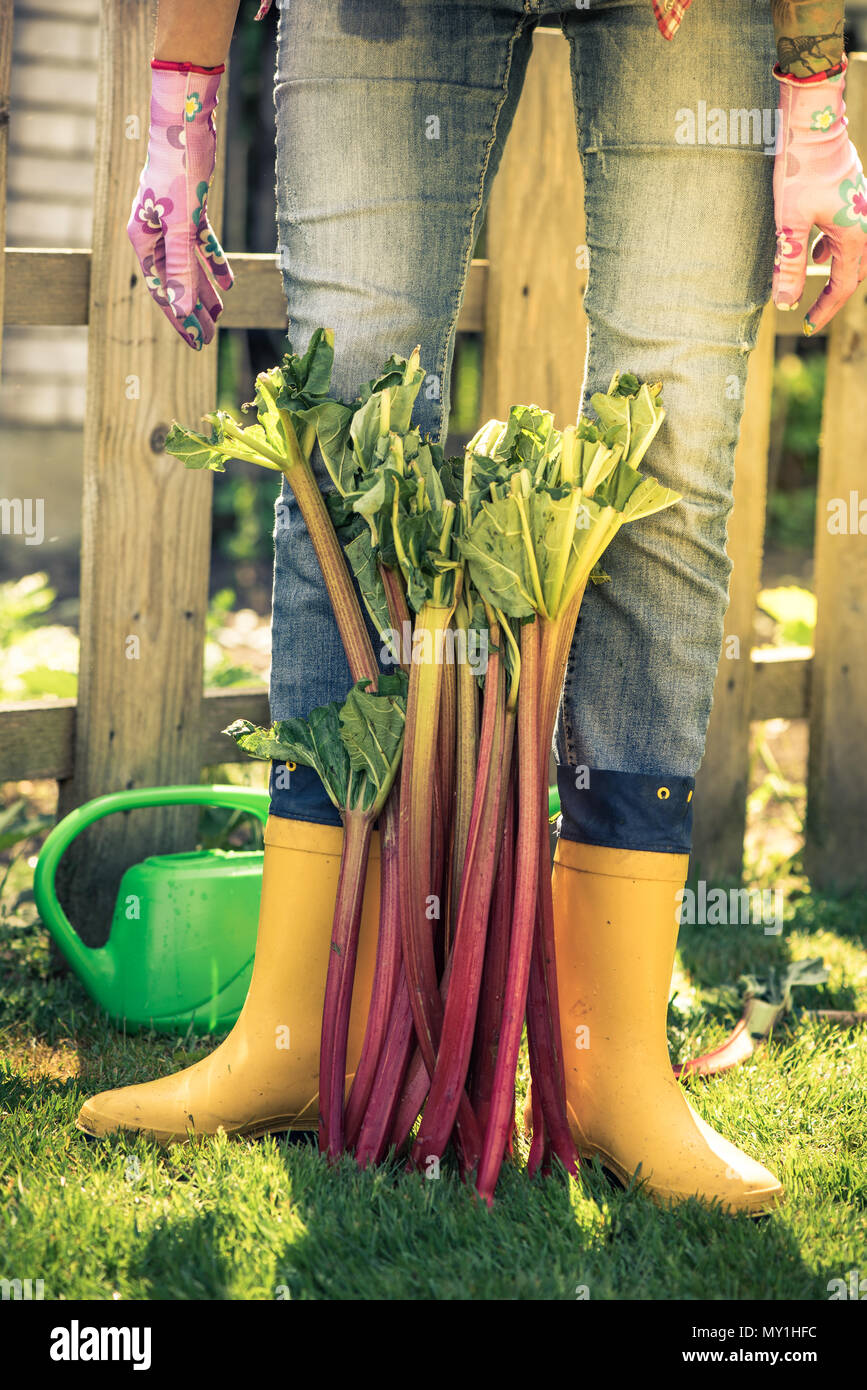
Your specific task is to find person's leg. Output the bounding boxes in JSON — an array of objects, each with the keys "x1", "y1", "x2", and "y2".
[
  {"x1": 555, "y1": 0, "x2": 778, "y2": 848},
  {"x1": 550, "y1": 0, "x2": 784, "y2": 1212},
  {"x1": 270, "y1": 0, "x2": 537, "y2": 825}
]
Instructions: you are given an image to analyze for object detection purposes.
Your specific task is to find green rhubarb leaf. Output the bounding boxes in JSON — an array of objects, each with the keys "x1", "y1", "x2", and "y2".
[
  {"x1": 280, "y1": 327, "x2": 336, "y2": 404},
  {"x1": 343, "y1": 528, "x2": 397, "y2": 659},
  {"x1": 325, "y1": 489, "x2": 365, "y2": 543},
  {"x1": 291, "y1": 703, "x2": 350, "y2": 808},
  {"x1": 527, "y1": 488, "x2": 603, "y2": 618},
  {"x1": 412, "y1": 440, "x2": 447, "y2": 517},
  {"x1": 502, "y1": 403, "x2": 560, "y2": 481},
  {"x1": 223, "y1": 719, "x2": 292, "y2": 762},
  {"x1": 466, "y1": 415, "x2": 508, "y2": 462},
  {"x1": 292, "y1": 399, "x2": 356, "y2": 494},
  {"x1": 591, "y1": 457, "x2": 646, "y2": 513},
  {"x1": 339, "y1": 673, "x2": 408, "y2": 814},
  {"x1": 619, "y1": 475, "x2": 681, "y2": 523},
  {"x1": 350, "y1": 389, "x2": 393, "y2": 472},
  {"x1": 293, "y1": 326, "x2": 335, "y2": 399},
  {"x1": 624, "y1": 382, "x2": 665, "y2": 468},
  {"x1": 223, "y1": 705, "x2": 349, "y2": 810},
  {"x1": 393, "y1": 503, "x2": 458, "y2": 610},
  {"x1": 165, "y1": 413, "x2": 282, "y2": 473},
  {"x1": 349, "y1": 350, "x2": 425, "y2": 470},
  {"x1": 590, "y1": 390, "x2": 631, "y2": 458},
  {"x1": 351, "y1": 469, "x2": 392, "y2": 544},
  {"x1": 165, "y1": 420, "x2": 227, "y2": 472},
  {"x1": 251, "y1": 368, "x2": 295, "y2": 458},
  {"x1": 438, "y1": 455, "x2": 464, "y2": 506},
  {"x1": 383, "y1": 360, "x2": 426, "y2": 436},
  {"x1": 458, "y1": 495, "x2": 537, "y2": 619},
  {"x1": 357, "y1": 350, "x2": 425, "y2": 430},
  {"x1": 466, "y1": 404, "x2": 559, "y2": 485}
]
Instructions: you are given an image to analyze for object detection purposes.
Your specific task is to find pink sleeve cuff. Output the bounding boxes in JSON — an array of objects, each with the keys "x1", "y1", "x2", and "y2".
[
  {"x1": 151, "y1": 59, "x2": 226, "y2": 75},
  {"x1": 773, "y1": 54, "x2": 847, "y2": 86}
]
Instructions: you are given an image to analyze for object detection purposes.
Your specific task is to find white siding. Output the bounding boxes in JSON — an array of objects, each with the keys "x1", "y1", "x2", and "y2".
[{"x1": 1, "y1": 0, "x2": 98, "y2": 428}]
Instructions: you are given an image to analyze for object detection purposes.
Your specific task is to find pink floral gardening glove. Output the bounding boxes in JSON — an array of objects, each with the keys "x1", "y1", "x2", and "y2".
[
  {"x1": 127, "y1": 60, "x2": 233, "y2": 351},
  {"x1": 773, "y1": 54, "x2": 867, "y2": 335}
]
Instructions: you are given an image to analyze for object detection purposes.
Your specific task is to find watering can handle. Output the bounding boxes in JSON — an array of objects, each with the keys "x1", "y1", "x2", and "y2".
[{"x1": 33, "y1": 785, "x2": 271, "y2": 980}]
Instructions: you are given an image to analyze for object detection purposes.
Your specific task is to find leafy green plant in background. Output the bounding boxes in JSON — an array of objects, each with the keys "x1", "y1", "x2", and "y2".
[
  {"x1": 204, "y1": 588, "x2": 263, "y2": 689},
  {"x1": 756, "y1": 585, "x2": 817, "y2": 649},
  {"x1": 0, "y1": 574, "x2": 78, "y2": 701},
  {"x1": 765, "y1": 486, "x2": 817, "y2": 553},
  {"x1": 766, "y1": 349, "x2": 825, "y2": 552},
  {"x1": 0, "y1": 574, "x2": 261, "y2": 700},
  {"x1": 772, "y1": 350, "x2": 825, "y2": 477}
]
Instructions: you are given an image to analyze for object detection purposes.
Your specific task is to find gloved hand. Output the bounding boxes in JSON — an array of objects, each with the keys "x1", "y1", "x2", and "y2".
[
  {"x1": 773, "y1": 54, "x2": 867, "y2": 335},
  {"x1": 127, "y1": 60, "x2": 233, "y2": 350}
]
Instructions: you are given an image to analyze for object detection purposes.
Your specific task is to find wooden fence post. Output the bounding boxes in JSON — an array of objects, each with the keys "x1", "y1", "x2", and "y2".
[
  {"x1": 480, "y1": 28, "x2": 586, "y2": 430},
  {"x1": 55, "y1": 0, "x2": 226, "y2": 942},
  {"x1": 691, "y1": 306, "x2": 775, "y2": 884},
  {"x1": 806, "y1": 56, "x2": 867, "y2": 892}
]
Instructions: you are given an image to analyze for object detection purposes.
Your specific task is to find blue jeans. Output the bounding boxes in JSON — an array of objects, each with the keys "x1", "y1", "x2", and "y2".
[{"x1": 268, "y1": 0, "x2": 778, "y2": 853}]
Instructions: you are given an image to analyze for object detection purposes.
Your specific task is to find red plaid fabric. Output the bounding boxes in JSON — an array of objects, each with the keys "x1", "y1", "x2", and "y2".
[{"x1": 652, "y1": 0, "x2": 693, "y2": 41}]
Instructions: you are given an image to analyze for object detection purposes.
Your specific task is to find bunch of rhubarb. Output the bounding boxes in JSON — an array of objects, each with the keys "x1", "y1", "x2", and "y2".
[{"x1": 166, "y1": 329, "x2": 679, "y2": 1201}]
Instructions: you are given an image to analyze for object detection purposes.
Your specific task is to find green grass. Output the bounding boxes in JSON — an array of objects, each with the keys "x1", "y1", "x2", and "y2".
[{"x1": 0, "y1": 852, "x2": 865, "y2": 1301}]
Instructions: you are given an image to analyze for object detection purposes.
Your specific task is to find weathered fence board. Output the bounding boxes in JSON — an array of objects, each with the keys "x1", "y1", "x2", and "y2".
[
  {"x1": 0, "y1": 688, "x2": 271, "y2": 781},
  {"x1": 806, "y1": 57, "x2": 867, "y2": 893},
  {"x1": 480, "y1": 29, "x2": 586, "y2": 431},
  {"x1": 0, "y1": 656, "x2": 812, "y2": 784},
  {"x1": 53, "y1": 0, "x2": 227, "y2": 943},
  {"x1": 3, "y1": 248, "x2": 489, "y2": 333},
  {"x1": 692, "y1": 305, "x2": 776, "y2": 882}
]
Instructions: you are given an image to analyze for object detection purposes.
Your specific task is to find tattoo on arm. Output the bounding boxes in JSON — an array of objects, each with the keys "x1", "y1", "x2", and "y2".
[{"x1": 771, "y1": 2, "x2": 845, "y2": 77}]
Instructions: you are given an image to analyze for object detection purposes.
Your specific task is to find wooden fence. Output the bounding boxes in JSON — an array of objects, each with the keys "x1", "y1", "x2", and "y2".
[{"x1": 1, "y1": 12, "x2": 866, "y2": 918}]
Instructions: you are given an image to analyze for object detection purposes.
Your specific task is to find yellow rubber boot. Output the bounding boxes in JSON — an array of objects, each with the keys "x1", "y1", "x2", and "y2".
[
  {"x1": 552, "y1": 839, "x2": 784, "y2": 1215},
  {"x1": 76, "y1": 816, "x2": 379, "y2": 1143}
]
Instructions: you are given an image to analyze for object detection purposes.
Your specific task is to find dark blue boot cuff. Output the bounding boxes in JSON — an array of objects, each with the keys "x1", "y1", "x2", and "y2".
[
  {"x1": 556, "y1": 765, "x2": 695, "y2": 854},
  {"x1": 268, "y1": 760, "x2": 342, "y2": 828}
]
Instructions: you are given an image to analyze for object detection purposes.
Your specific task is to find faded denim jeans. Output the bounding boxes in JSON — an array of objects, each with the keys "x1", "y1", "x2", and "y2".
[{"x1": 268, "y1": 0, "x2": 778, "y2": 852}]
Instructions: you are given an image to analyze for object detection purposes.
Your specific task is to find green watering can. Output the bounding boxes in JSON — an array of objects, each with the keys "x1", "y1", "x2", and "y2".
[{"x1": 33, "y1": 785, "x2": 271, "y2": 1036}]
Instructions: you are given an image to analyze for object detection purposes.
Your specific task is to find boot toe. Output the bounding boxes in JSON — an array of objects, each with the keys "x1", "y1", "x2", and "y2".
[
  {"x1": 76, "y1": 1089, "x2": 144, "y2": 1140},
  {"x1": 75, "y1": 1076, "x2": 204, "y2": 1144},
  {"x1": 687, "y1": 1103, "x2": 785, "y2": 1214}
]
